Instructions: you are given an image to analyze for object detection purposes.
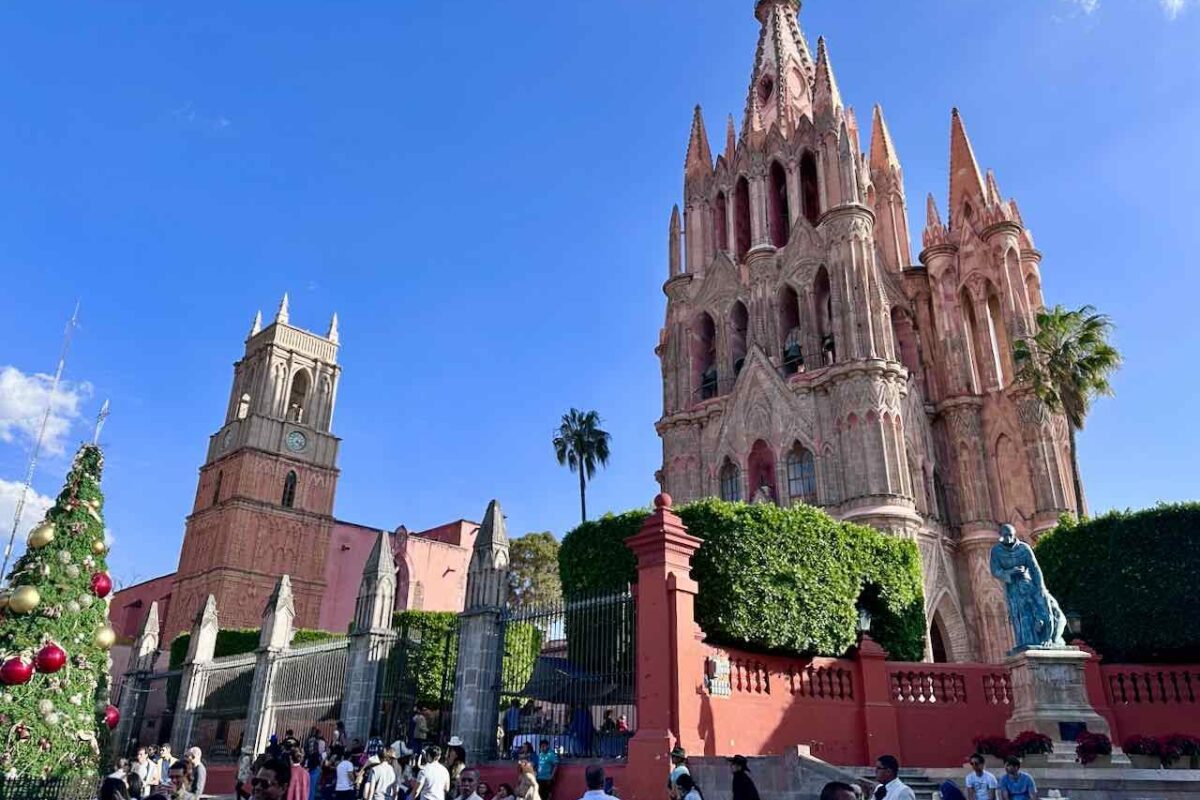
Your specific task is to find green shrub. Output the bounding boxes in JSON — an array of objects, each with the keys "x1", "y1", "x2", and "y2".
[
  {"x1": 168, "y1": 628, "x2": 341, "y2": 670},
  {"x1": 1036, "y1": 503, "x2": 1200, "y2": 663},
  {"x1": 558, "y1": 498, "x2": 926, "y2": 661}
]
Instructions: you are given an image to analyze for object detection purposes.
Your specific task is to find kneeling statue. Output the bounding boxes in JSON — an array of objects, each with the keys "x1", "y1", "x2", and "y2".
[{"x1": 989, "y1": 524, "x2": 1066, "y2": 651}]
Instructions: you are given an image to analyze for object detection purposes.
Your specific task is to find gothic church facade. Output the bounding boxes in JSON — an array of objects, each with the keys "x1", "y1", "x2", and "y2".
[{"x1": 655, "y1": 0, "x2": 1078, "y2": 663}]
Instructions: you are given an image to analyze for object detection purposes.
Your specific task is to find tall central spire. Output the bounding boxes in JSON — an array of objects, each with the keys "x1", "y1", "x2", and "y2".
[{"x1": 743, "y1": 0, "x2": 814, "y2": 138}]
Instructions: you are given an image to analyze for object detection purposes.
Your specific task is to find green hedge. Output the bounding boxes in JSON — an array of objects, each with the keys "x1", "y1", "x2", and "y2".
[
  {"x1": 1036, "y1": 503, "x2": 1200, "y2": 663},
  {"x1": 558, "y1": 498, "x2": 926, "y2": 661},
  {"x1": 168, "y1": 628, "x2": 342, "y2": 670}
]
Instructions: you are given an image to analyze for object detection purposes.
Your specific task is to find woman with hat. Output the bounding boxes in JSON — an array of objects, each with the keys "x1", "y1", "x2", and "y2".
[
  {"x1": 667, "y1": 747, "x2": 689, "y2": 799},
  {"x1": 728, "y1": 756, "x2": 759, "y2": 800}
]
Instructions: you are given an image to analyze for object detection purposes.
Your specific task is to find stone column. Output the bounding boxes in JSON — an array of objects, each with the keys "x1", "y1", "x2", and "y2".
[
  {"x1": 625, "y1": 494, "x2": 705, "y2": 800},
  {"x1": 241, "y1": 575, "x2": 295, "y2": 760},
  {"x1": 450, "y1": 500, "x2": 510, "y2": 761},
  {"x1": 170, "y1": 595, "x2": 219, "y2": 754},
  {"x1": 856, "y1": 635, "x2": 902, "y2": 763},
  {"x1": 113, "y1": 601, "x2": 162, "y2": 757},
  {"x1": 342, "y1": 531, "x2": 398, "y2": 742}
]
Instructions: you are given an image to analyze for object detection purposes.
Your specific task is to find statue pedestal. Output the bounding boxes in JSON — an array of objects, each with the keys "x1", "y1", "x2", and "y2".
[{"x1": 1005, "y1": 647, "x2": 1126, "y2": 763}]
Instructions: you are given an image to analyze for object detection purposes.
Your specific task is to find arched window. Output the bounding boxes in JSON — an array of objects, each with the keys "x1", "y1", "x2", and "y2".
[
  {"x1": 237, "y1": 393, "x2": 251, "y2": 420},
  {"x1": 800, "y1": 151, "x2": 820, "y2": 225},
  {"x1": 729, "y1": 301, "x2": 749, "y2": 376},
  {"x1": 769, "y1": 161, "x2": 790, "y2": 248},
  {"x1": 961, "y1": 289, "x2": 983, "y2": 393},
  {"x1": 814, "y1": 266, "x2": 835, "y2": 365},
  {"x1": 748, "y1": 440, "x2": 777, "y2": 503},
  {"x1": 891, "y1": 307, "x2": 920, "y2": 376},
  {"x1": 986, "y1": 291, "x2": 1008, "y2": 386},
  {"x1": 779, "y1": 286, "x2": 803, "y2": 375},
  {"x1": 714, "y1": 191, "x2": 729, "y2": 252},
  {"x1": 212, "y1": 470, "x2": 223, "y2": 507},
  {"x1": 734, "y1": 177, "x2": 752, "y2": 261},
  {"x1": 281, "y1": 470, "x2": 297, "y2": 509},
  {"x1": 786, "y1": 445, "x2": 817, "y2": 505},
  {"x1": 287, "y1": 371, "x2": 311, "y2": 423},
  {"x1": 930, "y1": 615, "x2": 950, "y2": 663},
  {"x1": 719, "y1": 459, "x2": 741, "y2": 503},
  {"x1": 692, "y1": 312, "x2": 718, "y2": 401}
]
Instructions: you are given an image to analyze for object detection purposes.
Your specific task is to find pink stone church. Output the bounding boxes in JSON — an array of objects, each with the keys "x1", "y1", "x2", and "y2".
[
  {"x1": 655, "y1": 0, "x2": 1078, "y2": 663},
  {"x1": 111, "y1": 295, "x2": 480, "y2": 643}
]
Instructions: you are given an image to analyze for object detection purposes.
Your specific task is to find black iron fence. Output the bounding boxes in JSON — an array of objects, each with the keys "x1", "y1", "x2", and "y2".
[
  {"x1": 497, "y1": 588, "x2": 636, "y2": 761},
  {"x1": 375, "y1": 614, "x2": 459, "y2": 748}
]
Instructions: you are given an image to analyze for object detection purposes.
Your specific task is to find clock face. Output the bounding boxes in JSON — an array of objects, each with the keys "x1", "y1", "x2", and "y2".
[
  {"x1": 222, "y1": 429, "x2": 233, "y2": 449},
  {"x1": 286, "y1": 430, "x2": 308, "y2": 453}
]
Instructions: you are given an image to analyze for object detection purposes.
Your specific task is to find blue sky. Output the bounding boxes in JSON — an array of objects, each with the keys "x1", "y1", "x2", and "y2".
[{"x1": 0, "y1": 0, "x2": 1197, "y2": 586}]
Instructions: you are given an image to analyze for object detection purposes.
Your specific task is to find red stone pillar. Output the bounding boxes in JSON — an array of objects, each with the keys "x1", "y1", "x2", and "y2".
[
  {"x1": 624, "y1": 494, "x2": 705, "y2": 800},
  {"x1": 857, "y1": 635, "x2": 903, "y2": 764}
]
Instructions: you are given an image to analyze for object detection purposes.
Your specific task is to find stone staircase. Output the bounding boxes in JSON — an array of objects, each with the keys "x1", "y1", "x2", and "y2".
[{"x1": 857, "y1": 769, "x2": 942, "y2": 800}]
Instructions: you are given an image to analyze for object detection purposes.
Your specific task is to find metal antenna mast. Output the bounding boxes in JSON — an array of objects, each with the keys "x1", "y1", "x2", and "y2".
[{"x1": 1, "y1": 303, "x2": 80, "y2": 584}]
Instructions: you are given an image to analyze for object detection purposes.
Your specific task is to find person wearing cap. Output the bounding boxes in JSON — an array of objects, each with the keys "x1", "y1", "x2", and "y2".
[
  {"x1": 728, "y1": 756, "x2": 759, "y2": 800},
  {"x1": 667, "y1": 747, "x2": 689, "y2": 799}
]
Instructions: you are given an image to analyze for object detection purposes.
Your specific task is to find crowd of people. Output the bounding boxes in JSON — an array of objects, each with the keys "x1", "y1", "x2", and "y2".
[{"x1": 97, "y1": 744, "x2": 207, "y2": 800}]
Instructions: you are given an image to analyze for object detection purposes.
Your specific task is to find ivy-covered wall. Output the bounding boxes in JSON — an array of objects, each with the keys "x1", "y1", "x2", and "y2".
[
  {"x1": 1036, "y1": 503, "x2": 1200, "y2": 663},
  {"x1": 559, "y1": 498, "x2": 926, "y2": 661}
]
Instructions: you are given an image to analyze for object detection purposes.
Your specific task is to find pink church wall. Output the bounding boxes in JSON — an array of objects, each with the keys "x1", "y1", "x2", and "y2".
[{"x1": 110, "y1": 573, "x2": 175, "y2": 641}]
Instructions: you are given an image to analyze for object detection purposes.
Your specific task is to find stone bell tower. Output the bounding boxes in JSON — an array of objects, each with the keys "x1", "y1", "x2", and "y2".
[{"x1": 164, "y1": 295, "x2": 343, "y2": 639}]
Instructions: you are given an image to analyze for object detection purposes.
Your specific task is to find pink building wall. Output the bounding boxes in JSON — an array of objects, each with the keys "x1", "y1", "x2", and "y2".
[{"x1": 109, "y1": 573, "x2": 175, "y2": 641}]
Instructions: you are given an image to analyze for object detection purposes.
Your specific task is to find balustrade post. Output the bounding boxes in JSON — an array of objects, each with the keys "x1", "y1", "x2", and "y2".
[
  {"x1": 342, "y1": 531, "x2": 398, "y2": 743},
  {"x1": 241, "y1": 575, "x2": 295, "y2": 761},
  {"x1": 855, "y1": 635, "x2": 902, "y2": 763},
  {"x1": 625, "y1": 494, "x2": 705, "y2": 800}
]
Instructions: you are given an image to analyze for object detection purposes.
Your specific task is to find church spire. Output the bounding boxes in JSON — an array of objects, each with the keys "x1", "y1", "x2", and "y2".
[
  {"x1": 813, "y1": 36, "x2": 843, "y2": 120},
  {"x1": 275, "y1": 292, "x2": 290, "y2": 325},
  {"x1": 948, "y1": 108, "x2": 987, "y2": 228},
  {"x1": 869, "y1": 105, "x2": 911, "y2": 271},
  {"x1": 249, "y1": 310, "x2": 262, "y2": 338},
  {"x1": 327, "y1": 312, "x2": 340, "y2": 344},
  {"x1": 870, "y1": 105, "x2": 901, "y2": 175},
  {"x1": 684, "y1": 105, "x2": 713, "y2": 180},
  {"x1": 743, "y1": 0, "x2": 814, "y2": 137},
  {"x1": 725, "y1": 114, "x2": 737, "y2": 161}
]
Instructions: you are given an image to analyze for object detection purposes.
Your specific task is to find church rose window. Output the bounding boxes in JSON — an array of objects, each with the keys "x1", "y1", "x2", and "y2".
[
  {"x1": 719, "y1": 460, "x2": 741, "y2": 502},
  {"x1": 786, "y1": 446, "x2": 817, "y2": 505},
  {"x1": 281, "y1": 470, "x2": 297, "y2": 508}
]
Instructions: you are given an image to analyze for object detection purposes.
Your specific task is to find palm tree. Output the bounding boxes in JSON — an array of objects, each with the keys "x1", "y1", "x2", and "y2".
[
  {"x1": 1013, "y1": 304, "x2": 1121, "y2": 517},
  {"x1": 553, "y1": 408, "x2": 612, "y2": 523}
]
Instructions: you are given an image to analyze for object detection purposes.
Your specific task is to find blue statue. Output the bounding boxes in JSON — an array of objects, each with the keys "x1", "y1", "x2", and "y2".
[{"x1": 989, "y1": 524, "x2": 1067, "y2": 651}]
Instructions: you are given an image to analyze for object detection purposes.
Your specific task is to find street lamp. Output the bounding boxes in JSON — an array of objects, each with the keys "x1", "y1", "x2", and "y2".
[
  {"x1": 1066, "y1": 610, "x2": 1083, "y2": 638},
  {"x1": 857, "y1": 606, "x2": 873, "y2": 636}
]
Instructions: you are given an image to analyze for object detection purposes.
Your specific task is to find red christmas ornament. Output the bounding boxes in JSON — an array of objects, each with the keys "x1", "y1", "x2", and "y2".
[
  {"x1": 0, "y1": 657, "x2": 33, "y2": 685},
  {"x1": 34, "y1": 642, "x2": 67, "y2": 674},
  {"x1": 104, "y1": 704, "x2": 120, "y2": 729},
  {"x1": 90, "y1": 571, "x2": 112, "y2": 599}
]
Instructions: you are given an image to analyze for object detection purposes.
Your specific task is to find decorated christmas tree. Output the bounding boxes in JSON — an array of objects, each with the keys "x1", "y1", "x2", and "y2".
[{"x1": 0, "y1": 443, "x2": 117, "y2": 779}]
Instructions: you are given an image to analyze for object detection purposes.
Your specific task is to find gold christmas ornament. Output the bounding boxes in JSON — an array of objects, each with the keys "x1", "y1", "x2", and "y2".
[
  {"x1": 94, "y1": 626, "x2": 116, "y2": 650},
  {"x1": 91, "y1": 540, "x2": 108, "y2": 556},
  {"x1": 0, "y1": 590, "x2": 9, "y2": 611},
  {"x1": 9, "y1": 585, "x2": 41, "y2": 614},
  {"x1": 28, "y1": 522, "x2": 56, "y2": 549}
]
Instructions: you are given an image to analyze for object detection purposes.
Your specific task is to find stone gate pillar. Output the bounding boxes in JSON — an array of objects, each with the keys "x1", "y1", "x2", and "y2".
[
  {"x1": 170, "y1": 595, "x2": 218, "y2": 753},
  {"x1": 113, "y1": 601, "x2": 162, "y2": 757},
  {"x1": 241, "y1": 575, "x2": 295, "y2": 760},
  {"x1": 342, "y1": 531, "x2": 397, "y2": 742},
  {"x1": 450, "y1": 500, "x2": 510, "y2": 761},
  {"x1": 625, "y1": 494, "x2": 704, "y2": 800}
]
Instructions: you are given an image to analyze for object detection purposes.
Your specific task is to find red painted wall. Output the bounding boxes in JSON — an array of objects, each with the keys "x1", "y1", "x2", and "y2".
[
  {"x1": 109, "y1": 573, "x2": 175, "y2": 640},
  {"x1": 1101, "y1": 664, "x2": 1200, "y2": 741},
  {"x1": 888, "y1": 663, "x2": 1014, "y2": 766}
]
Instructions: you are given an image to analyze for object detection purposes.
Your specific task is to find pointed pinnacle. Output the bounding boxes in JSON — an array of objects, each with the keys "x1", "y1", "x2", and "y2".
[
  {"x1": 477, "y1": 499, "x2": 509, "y2": 549},
  {"x1": 275, "y1": 292, "x2": 290, "y2": 325},
  {"x1": 670, "y1": 204, "x2": 681, "y2": 233},
  {"x1": 250, "y1": 310, "x2": 262, "y2": 337},
  {"x1": 327, "y1": 312, "x2": 340, "y2": 344},
  {"x1": 926, "y1": 193, "x2": 943, "y2": 228},
  {"x1": 985, "y1": 169, "x2": 1003, "y2": 206},
  {"x1": 949, "y1": 107, "x2": 987, "y2": 217},
  {"x1": 363, "y1": 529, "x2": 394, "y2": 577},
  {"x1": 814, "y1": 36, "x2": 842, "y2": 116},
  {"x1": 685, "y1": 105, "x2": 713, "y2": 179},
  {"x1": 725, "y1": 114, "x2": 737, "y2": 160},
  {"x1": 870, "y1": 105, "x2": 901, "y2": 173}
]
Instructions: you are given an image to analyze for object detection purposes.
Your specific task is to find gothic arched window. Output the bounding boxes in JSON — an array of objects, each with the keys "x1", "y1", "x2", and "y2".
[
  {"x1": 814, "y1": 266, "x2": 835, "y2": 365},
  {"x1": 769, "y1": 161, "x2": 791, "y2": 247},
  {"x1": 287, "y1": 371, "x2": 311, "y2": 423},
  {"x1": 693, "y1": 312, "x2": 718, "y2": 401},
  {"x1": 212, "y1": 470, "x2": 223, "y2": 507},
  {"x1": 729, "y1": 301, "x2": 749, "y2": 377},
  {"x1": 714, "y1": 191, "x2": 730, "y2": 252},
  {"x1": 786, "y1": 445, "x2": 817, "y2": 505},
  {"x1": 800, "y1": 151, "x2": 821, "y2": 225},
  {"x1": 719, "y1": 459, "x2": 741, "y2": 503},
  {"x1": 734, "y1": 177, "x2": 752, "y2": 261},
  {"x1": 281, "y1": 470, "x2": 297, "y2": 509}
]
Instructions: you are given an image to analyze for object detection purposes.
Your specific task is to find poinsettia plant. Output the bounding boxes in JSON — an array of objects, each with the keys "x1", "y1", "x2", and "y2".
[
  {"x1": 1075, "y1": 732, "x2": 1112, "y2": 764},
  {"x1": 1161, "y1": 733, "x2": 1200, "y2": 757},
  {"x1": 1012, "y1": 731, "x2": 1054, "y2": 756},
  {"x1": 1122, "y1": 735, "x2": 1161, "y2": 756},
  {"x1": 972, "y1": 735, "x2": 1014, "y2": 759}
]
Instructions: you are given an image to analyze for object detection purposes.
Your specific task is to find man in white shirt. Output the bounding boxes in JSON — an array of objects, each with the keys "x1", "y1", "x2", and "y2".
[
  {"x1": 964, "y1": 754, "x2": 998, "y2": 800},
  {"x1": 872, "y1": 755, "x2": 915, "y2": 800},
  {"x1": 577, "y1": 765, "x2": 613, "y2": 800},
  {"x1": 413, "y1": 745, "x2": 451, "y2": 800}
]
